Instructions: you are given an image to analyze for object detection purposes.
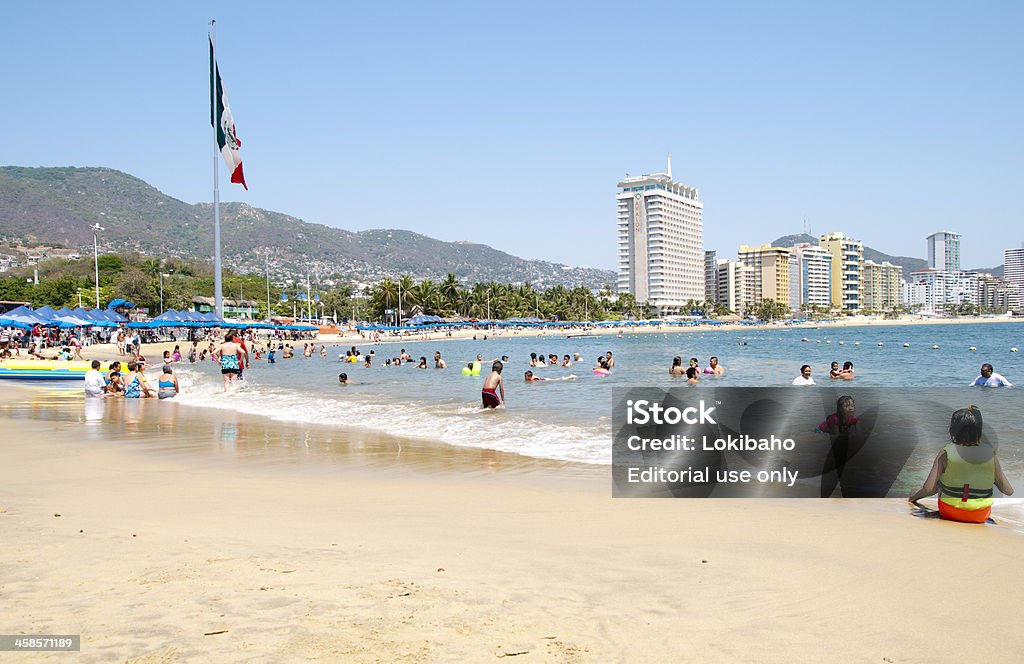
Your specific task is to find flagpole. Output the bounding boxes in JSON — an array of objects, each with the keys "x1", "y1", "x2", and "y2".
[{"x1": 210, "y1": 19, "x2": 224, "y2": 320}]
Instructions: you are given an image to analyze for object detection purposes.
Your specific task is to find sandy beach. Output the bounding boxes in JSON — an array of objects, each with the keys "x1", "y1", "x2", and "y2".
[
  {"x1": 70, "y1": 313, "x2": 1021, "y2": 365},
  {"x1": 1, "y1": 386, "x2": 1023, "y2": 663}
]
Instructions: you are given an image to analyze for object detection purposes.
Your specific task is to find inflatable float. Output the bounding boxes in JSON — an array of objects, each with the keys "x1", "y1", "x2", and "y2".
[{"x1": 0, "y1": 360, "x2": 109, "y2": 381}]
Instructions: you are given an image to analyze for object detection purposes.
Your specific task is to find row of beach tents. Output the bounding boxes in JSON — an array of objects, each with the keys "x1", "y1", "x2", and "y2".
[{"x1": 0, "y1": 305, "x2": 317, "y2": 332}]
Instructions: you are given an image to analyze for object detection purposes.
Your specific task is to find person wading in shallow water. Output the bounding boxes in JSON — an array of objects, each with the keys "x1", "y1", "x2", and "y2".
[
  {"x1": 481, "y1": 361, "x2": 505, "y2": 409},
  {"x1": 213, "y1": 332, "x2": 246, "y2": 391}
]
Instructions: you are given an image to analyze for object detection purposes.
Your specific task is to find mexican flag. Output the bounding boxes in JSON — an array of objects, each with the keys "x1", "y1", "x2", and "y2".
[{"x1": 210, "y1": 38, "x2": 247, "y2": 190}]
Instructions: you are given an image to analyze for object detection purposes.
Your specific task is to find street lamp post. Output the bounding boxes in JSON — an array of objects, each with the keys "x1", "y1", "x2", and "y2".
[
  {"x1": 159, "y1": 273, "x2": 170, "y2": 314},
  {"x1": 91, "y1": 223, "x2": 104, "y2": 309}
]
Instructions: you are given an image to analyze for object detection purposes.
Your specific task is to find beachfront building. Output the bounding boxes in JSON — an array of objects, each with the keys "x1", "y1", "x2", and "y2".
[
  {"x1": 976, "y1": 274, "x2": 1015, "y2": 312},
  {"x1": 908, "y1": 269, "x2": 978, "y2": 315},
  {"x1": 1006, "y1": 246, "x2": 1024, "y2": 289},
  {"x1": 903, "y1": 281, "x2": 928, "y2": 311},
  {"x1": 193, "y1": 296, "x2": 260, "y2": 319},
  {"x1": 927, "y1": 231, "x2": 961, "y2": 272},
  {"x1": 737, "y1": 244, "x2": 792, "y2": 311},
  {"x1": 861, "y1": 260, "x2": 903, "y2": 312},
  {"x1": 704, "y1": 250, "x2": 717, "y2": 304},
  {"x1": 790, "y1": 243, "x2": 833, "y2": 311},
  {"x1": 819, "y1": 232, "x2": 863, "y2": 311},
  {"x1": 787, "y1": 253, "x2": 800, "y2": 312},
  {"x1": 715, "y1": 259, "x2": 755, "y2": 314},
  {"x1": 616, "y1": 159, "x2": 704, "y2": 315}
]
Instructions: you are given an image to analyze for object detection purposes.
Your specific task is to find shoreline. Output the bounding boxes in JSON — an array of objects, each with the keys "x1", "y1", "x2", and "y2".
[{"x1": 2, "y1": 404, "x2": 1023, "y2": 661}]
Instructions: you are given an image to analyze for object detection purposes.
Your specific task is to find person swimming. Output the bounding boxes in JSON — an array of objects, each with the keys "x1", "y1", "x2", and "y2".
[
  {"x1": 817, "y1": 395, "x2": 858, "y2": 435},
  {"x1": 704, "y1": 356, "x2": 725, "y2": 375},
  {"x1": 338, "y1": 372, "x2": 355, "y2": 385},
  {"x1": 669, "y1": 356, "x2": 685, "y2": 377}
]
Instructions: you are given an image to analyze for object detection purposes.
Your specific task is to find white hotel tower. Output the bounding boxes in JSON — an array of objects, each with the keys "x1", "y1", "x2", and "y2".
[{"x1": 616, "y1": 157, "x2": 704, "y2": 315}]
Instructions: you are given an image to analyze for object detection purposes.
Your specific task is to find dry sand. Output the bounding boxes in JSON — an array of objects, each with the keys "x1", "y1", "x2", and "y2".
[{"x1": 2, "y1": 401, "x2": 1023, "y2": 663}]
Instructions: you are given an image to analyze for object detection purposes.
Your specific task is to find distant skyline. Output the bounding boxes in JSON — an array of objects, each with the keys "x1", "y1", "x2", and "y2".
[{"x1": 3, "y1": 2, "x2": 1022, "y2": 270}]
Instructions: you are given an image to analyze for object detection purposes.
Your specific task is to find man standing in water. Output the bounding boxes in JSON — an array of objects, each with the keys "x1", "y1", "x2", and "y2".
[
  {"x1": 481, "y1": 361, "x2": 505, "y2": 409},
  {"x1": 970, "y1": 363, "x2": 1013, "y2": 387}
]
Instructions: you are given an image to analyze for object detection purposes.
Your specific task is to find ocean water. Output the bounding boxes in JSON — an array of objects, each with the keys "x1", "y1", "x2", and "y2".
[{"x1": 164, "y1": 321, "x2": 1024, "y2": 466}]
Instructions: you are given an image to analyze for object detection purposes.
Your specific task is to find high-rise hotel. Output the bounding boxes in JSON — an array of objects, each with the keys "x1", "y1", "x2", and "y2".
[{"x1": 616, "y1": 158, "x2": 704, "y2": 315}]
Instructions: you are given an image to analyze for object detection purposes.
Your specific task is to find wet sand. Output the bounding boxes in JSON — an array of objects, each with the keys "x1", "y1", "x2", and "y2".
[{"x1": 1, "y1": 384, "x2": 1023, "y2": 662}]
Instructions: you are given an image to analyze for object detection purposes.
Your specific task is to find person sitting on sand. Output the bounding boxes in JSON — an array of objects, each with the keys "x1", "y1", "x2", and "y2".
[
  {"x1": 908, "y1": 406, "x2": 1014, "y2": 523},
  {"x1": 970, "y1": 363, "x2": 1013, "y2": 387},
  {"x1": 817, "y1": 395, "x2": 858, "y2": 435},
  {"x1": 157, "y1": 365, "x2": 179, "y2": 399},
  {"x1": 482, "y1": 361, "x2": 505, "y2": 408},
  {"x1": 669, "y1": 356, "x2": 685, "y2": 377}
]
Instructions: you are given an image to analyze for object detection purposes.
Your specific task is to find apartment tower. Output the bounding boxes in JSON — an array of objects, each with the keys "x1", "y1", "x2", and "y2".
[{"x1": 617, "y1": 157, "x2": 704, "y2": 314}]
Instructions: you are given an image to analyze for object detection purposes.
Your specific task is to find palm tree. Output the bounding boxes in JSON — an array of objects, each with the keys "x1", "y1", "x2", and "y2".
[
  {"x1": 373, "y1": 278, "x2": 398, "y2": 322},
  {"x1": 440, "y1": 273, "x2": 461, "y2": 312}
]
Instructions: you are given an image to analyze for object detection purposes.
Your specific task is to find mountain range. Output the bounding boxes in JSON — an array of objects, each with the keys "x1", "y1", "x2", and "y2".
[
  {"x1": 0, "y1": 166, "x2": 615, "y2": 288},
  {"x1": 0, "y1": 167, "x2": 1002, "y2": 290}
]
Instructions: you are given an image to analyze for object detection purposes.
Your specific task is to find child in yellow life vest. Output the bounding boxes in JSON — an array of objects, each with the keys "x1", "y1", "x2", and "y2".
[{"x1": 909, "y1": 406, "x2": 1014, "y2": 523}]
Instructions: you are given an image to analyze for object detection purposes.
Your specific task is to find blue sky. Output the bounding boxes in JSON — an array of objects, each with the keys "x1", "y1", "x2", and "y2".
[{"x1": 5, "y1": 1, "x2": 1021, "y2": 270}]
